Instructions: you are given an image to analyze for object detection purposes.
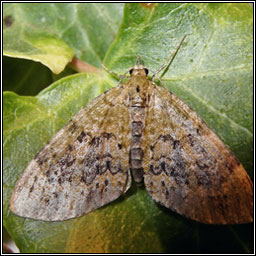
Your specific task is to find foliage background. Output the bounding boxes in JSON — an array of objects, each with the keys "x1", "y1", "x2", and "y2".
[{"x1": 3, "y1": 3, "x2": 253, "y2": 253}]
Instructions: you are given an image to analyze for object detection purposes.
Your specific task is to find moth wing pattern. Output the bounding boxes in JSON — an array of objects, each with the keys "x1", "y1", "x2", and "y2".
[
  {"x1": 10, "y1": 86, "x2": 132, "y2": 221},
  {"x1": 143, "y1": 84, "x2": 253, "y2": 224}
]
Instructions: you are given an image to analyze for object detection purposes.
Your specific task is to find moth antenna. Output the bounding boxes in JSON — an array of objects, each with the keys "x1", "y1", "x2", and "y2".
[
  {"x1": 116, "y1": 70, "x2": 130, "y2": 86},
  {"x1": 102, "y1": 64, "x2": 130, "y2": 85},
  {"x1": 152, "y1": 34, "x2": 187, "y2": 80},
  {"x1": 102, "y1": 64, "x2": 121, "y2": 78}
]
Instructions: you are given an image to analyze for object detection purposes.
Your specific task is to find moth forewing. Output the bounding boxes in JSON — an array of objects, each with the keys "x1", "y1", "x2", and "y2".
[
  {"x1": 143, "y1": 85, "x2": 253, "y2": 224},
  {"x1": 10, "y1": 85, "x2": 132, "y2": 221}
]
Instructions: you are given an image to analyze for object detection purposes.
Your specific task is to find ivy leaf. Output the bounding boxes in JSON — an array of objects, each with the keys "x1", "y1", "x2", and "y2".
[
  {"x1": 3, "y1": 56, "x2": 53, "y2": 95},
  {"x1": 3, "y1": 3, "x2": 253, "y2": 253},
  {"x1": 3, "y1": 3, "x2": 124, "y2": 73}
]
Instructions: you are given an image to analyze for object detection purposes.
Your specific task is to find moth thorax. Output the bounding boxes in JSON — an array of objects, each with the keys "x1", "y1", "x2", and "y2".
[{"x1": 129, "y1": 65, "x2": 149, "y2": 77}]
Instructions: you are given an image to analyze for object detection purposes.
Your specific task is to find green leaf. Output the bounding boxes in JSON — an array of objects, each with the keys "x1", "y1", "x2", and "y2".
[
  {"x1": 4, "y1": 3, "x2": 253, "y2": 253},
  {"x1": 3, "y1": 56, "x2": 53, "y2": 96},
  {"x1": 3, "y1": 3, "x2": 124, "y2": 73}
]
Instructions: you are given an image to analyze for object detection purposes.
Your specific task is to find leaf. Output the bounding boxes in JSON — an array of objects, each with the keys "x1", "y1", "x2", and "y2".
[
  {"x1": 3, "y1": 56, "x2": 53, "y2": 96},
  {"x1": 4, "y1": 3, "x2": 253, "y2": 253},
  {"x1": 3, "y1": 3, "x2": 124, "y2": 73}
]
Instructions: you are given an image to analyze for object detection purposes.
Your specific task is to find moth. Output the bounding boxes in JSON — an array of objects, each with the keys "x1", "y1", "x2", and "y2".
[{"x1": 10, "y1": 36, "x2": 253, "y2": 224}]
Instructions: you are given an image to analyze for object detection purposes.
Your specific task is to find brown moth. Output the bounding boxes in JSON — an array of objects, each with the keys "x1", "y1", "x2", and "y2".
[{"x1": 10, "y1": 36, "x2": 253, "y2": 224}]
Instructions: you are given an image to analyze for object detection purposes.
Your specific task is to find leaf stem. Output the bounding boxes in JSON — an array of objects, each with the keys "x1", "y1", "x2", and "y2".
[{"x1": 69, "y1": 57, "x2": 99, "y2": 74}]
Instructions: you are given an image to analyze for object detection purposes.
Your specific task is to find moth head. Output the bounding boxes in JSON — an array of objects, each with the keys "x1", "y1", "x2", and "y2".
[
  {"x1": 129, "y1": 65, "x2": 149, "y2": 77},
  {"x1": 129, "y1": 55, "x2": 149, "y2": 77}
]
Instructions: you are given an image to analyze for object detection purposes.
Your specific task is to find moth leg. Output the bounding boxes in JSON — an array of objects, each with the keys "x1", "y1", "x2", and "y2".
[{"x1": 151, "y1": 72, "x2": 164, "y2": 86}]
